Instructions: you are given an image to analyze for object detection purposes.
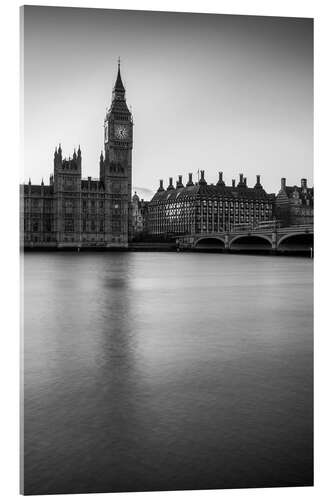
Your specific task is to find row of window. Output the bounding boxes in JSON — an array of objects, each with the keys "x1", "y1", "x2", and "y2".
[
  {"x1": 149, "y1": 212, "x2": 272, "y2": 234},
  {"x1": 25, "y1": 200, "x2": 124, "y2": 211},
  {"x1": 82, "y1": 200, "x2": 104, "y2": 209},
  {"x1": 154, "y1": 201, "x2": 272, "y2": 209},
  {"x1": 26, "y1": 221, "x2": 110, "y2": 233},
  {"x1": 153, "y1": 199, "x2": 272, "y2": 207}
]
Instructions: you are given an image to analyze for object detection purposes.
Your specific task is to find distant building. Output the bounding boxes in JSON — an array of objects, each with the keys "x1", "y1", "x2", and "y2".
[
  {"x1": 148, "y1": 171, "x2": 275, "y2": 237},
  {"x1": 275, "y1": 178, "x2": 314, "y2": 226},
  {"x1": 131, "y1": 192, "x2": 149, "y2": 238},
  {"x1": 22, "y1": 62, "x2": 134, "y2": 249}
]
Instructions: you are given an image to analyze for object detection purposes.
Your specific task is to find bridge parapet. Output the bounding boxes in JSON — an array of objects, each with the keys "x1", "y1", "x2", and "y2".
[{"x1": 177, "y1": 224, "x2": 313, "y2": 252}]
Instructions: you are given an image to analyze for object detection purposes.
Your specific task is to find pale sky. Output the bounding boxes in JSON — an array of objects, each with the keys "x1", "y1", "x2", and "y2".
[{"x1": 23, "y1": 6, "x2": 313, "y2": 199}]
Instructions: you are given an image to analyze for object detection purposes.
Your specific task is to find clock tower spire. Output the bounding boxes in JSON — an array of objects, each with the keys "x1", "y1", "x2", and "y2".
[
  {"x1": 100, "y1": 60, "x2": 133, "y2": 246},
  {"x1": 113, "y1": 57, "x2": 125, "y2": 95}
]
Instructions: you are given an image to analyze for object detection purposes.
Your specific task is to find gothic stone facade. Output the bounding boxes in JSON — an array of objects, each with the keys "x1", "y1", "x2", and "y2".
[
  {"x1": 22, "y1": 64, "x2": 133, "y2": 249},
  {"x1": 131, "y1": 193, "x2": 149, "y2": 239},
  {"x1": 275, "y1": 177, "x2": 314, "y2": 226},
  {"x1": 148, "y1": 171, "x2": 275, "y2": 237}
]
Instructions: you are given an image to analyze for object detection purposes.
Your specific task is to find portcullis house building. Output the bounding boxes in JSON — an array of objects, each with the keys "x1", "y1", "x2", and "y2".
[
  {"x1": 148, "y1": 171, "x2": 276, "y2": 237},
  {"x1": 21, "y1": 63, "x2": 134, "y2": 249}
]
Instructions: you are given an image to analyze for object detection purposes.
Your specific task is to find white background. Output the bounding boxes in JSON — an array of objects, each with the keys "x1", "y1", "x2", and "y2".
[{"x1": 0, "y1": 0, "x2": 332, "y2": 499}]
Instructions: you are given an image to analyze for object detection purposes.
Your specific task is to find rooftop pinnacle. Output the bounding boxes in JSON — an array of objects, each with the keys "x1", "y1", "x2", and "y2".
[{"x1": 114, "y1": 57, "x2": 125, "y2": 92}]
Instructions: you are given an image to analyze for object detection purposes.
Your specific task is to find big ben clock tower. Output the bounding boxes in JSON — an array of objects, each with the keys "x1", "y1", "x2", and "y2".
[{"x1": 100, "y1": 59, "x2": 133, "y2": 246}]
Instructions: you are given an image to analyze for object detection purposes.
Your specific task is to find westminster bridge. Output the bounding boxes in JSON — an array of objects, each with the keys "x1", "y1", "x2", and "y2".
[{"x1": 177, "y1": 224, "x2": 314, "y2": 254}]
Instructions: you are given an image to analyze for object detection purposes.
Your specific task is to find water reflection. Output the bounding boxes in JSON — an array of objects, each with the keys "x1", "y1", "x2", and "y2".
[{"x1": 23, "y1": 252, "x2": 313, "y2": 494}]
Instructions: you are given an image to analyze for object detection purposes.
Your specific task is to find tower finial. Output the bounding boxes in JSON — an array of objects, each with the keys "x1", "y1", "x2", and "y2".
[{"x1": 114, "y1": 58, "x2": 125, "y2": 92}]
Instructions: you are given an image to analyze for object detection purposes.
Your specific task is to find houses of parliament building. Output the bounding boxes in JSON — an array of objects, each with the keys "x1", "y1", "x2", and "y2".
[
  {"x1": 22, "y1": 62, "x2": 134, "y2": 249},
  {"x1": 21, "y1": 63, "x2": 313, "y2": 249}
]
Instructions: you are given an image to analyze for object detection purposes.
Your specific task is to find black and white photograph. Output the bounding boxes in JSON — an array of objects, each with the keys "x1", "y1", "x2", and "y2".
[{"x1": 20, "y1": 4, "x2": 313, "y2": 496}]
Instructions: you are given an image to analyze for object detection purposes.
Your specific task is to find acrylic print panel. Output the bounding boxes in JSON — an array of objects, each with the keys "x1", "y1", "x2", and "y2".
[{"x1": 21, "y1": 5, "x2": 313, "y2": 495}]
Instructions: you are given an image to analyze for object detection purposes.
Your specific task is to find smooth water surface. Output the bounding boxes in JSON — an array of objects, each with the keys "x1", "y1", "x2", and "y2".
[{"x1": 23, "y1": 252, "x2": 313, "y2": 494}]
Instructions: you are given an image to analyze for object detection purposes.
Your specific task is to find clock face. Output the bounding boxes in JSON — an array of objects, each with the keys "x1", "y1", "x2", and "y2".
[{"x1": 114, "y1": 124, "x2": 129, "y2": 140}]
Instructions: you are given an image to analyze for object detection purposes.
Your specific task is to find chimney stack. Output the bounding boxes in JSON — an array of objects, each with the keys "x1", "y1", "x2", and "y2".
[
  {"x1": 176, "y1": 175, "x2": 184, "y2": 188},
  {"x1": 232, "y1": 179, "x2": 235, "y2": 188},
  {"x1": 239, "y1": 173, "x2": 244, "y2": 184},
  {"x1": 186, "y1": 173, "x2": 194, "y2": 187},
  {"x1": 217, "y1": 171, "x2": 225, "y2": 186},
  {"x1": 244, "y1": 177, "x2": 247, "y2": 186},
  {"x1": 167, "y1": 177, "x2": 174, "y2": 190},
  {"x1": 281, "y1": 178, "x2": 286, "y2": 190},
  {"x1": 255, "y1": 175, "x2": 262, "y2": 189},
  {"x1": 199, "y1": 170, "x2": 207, "y2": 185},
  {"x1": 301, "y1": 178, "x2": 307, "y2": 189},
  {"x1": 158, "y1": 179, "x2": 164, "y2": 192}
]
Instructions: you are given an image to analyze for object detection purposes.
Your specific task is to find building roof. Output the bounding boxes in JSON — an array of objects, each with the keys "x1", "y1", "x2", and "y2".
[
  {"x1": 285, "y1": 185, "x2": 314, "y2": 196},
  {"x1": 278, "y1": 185, "x2": 314, "y2": 206},
  {"x1": 114, "y1": 61, "x2": 125, "y2": 93},
  {"x1": 151, "y1": 182, "x2": 274, "y2": 204},
  {"x1": 108, "y1": 61, "x2": 131, "y2": 115}
]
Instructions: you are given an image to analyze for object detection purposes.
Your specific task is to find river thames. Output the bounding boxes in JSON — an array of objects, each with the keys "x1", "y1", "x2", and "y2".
[{"x1": 23, "y1": 252, "x2": 313, "y2": 494}]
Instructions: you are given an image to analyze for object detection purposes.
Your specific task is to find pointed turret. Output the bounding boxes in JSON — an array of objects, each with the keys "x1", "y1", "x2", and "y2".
[
  {"x1": 132, "y1": 191, "x2": 139, "y2": 204},
  {"x1": 114, "y1": 57, "x2": 125, "y2": 93},
  {"x1": 109, "y1": 59, "x2": 130, "y2": 116},
  {"x1": 54, "y1": 145, "x2": 61, "y2": 170}
]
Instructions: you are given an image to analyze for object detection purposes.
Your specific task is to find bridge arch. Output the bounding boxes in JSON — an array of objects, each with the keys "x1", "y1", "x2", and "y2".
[
  {"x1": 194, "y1": 236, "x2": 225, "y2": 250},
  {"x1": 229, "y1": 234, "x2": 272, "y2": 250},
  {"x1": 277, "y1": 232, "x2": 313, "y2": 252}
]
